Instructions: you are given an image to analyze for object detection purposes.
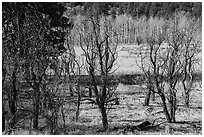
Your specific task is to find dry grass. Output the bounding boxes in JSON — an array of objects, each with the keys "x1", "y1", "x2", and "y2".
[
  {"x1": 10, "y1": 80, "x2": 202, "y2": 135},
  {"x1": 8, "y1": 43, "x2": 202, "y2": 135},
  {"x1": 60, "y1": 82, "x2": 202, "y2": 135}
]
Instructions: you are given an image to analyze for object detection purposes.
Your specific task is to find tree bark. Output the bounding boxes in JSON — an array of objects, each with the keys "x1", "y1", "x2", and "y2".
[
  {"x1": 2, "y1": 111, "x2": 5, "y2": 132},
  {"x1": 75, "y1": 85, "x2": 81, "y2": 121},
  {"x1": 9, "y1": 64, "x2": 18, "y2": 128},
  {"x1": 2, "y1": 65, "x2": 6, "y2": 132},
  {"x1": 144, "y1": 90, "x2": 151, "y2": 106},
  {"x1": 88, "y1": 86, "x2": 92, "y2": 98},
  {"x1": 61, "y1": 106, "x2": 66, "y2": 130},
  {"x1": 169, "y1": 90, "x2": 176, "y2": 123},
  {"x1": 160, "y1": 92, "x2": 171, "y2": 123},
  {"x1": 33, "y1": 86, "x2": 40, "y2": 130},
  {"x1": 151, "y1": 91, "x2": 155, "y2": 101},
  {"x1": 182, "y1": 78, "x2": 192, "y2": 108},
  {"x1": 100, "y1": 105, "x2": 108, "y2": 131},
  {"x1": 184, "y1": 92, "x2": 190, "y2": 107}
]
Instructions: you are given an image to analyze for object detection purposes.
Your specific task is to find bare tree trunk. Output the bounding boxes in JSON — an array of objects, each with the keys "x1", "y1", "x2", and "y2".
[
  {"x1": 151, "y1": 91, "x2": 155, "y2": 101},
  {"x1": 2, "y1": 64, "x2": 6, "y2": 132},
  {"x1": 184, "y1": 91, "x2": 190, "y2": 107},
  {"x1": 182, "y1": 75, "x2": 193, "y2": 108},
  {"x1": 88, "y1": 86, "x2": 92, "y2": 98},
  {"x1": 9, "y1": 63, "x2": 18, "y2": 128},
  {"x1": 75, "y1": 84, "x2": 81, "y2": 121},
  {"x1": 169, "y1": 90, "x2": 176, "y2": 123},
  {"x1": 160, "y1": 92, "x2": 171, "y2": 123},
  {"x1": 99, "y1": 86, "x2": 109, "y2": 131},
  {"x1": 61, "y1": 105, "x2": 66, "y2": 130},
  {"x1": 2, "y1": 111, "x2": 5, "y2": 132},
  {"x1": 100, "y1": 105, "x2": 108, "y2": 131},
  {"x1": 144, "y1": 84, "x2": 154, "y2": 106},
  {"x1": 33, "y1": 86, "x2": 40, "y2": 130},
  {"x1": 144, "y1": 90, "x2": 151, "y2": 106}
]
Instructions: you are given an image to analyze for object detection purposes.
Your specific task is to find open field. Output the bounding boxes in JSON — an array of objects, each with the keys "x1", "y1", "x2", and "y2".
[{"x1": 74, "y1": 44, "x2": 202, "y2": 75}]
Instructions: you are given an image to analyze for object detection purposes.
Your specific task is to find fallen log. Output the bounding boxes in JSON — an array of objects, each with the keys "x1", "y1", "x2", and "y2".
[
  {"x1": 137, "y1": 121, "x2": 151, "y2": 130},
  {"x1": 122, "y1": 121, "x2": 151, "y2": 134}
]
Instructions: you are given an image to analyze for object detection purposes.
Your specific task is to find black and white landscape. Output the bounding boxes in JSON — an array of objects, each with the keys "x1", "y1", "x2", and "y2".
[{"x1": 2, "y1": 2, "x2": 202, "y2": 135}]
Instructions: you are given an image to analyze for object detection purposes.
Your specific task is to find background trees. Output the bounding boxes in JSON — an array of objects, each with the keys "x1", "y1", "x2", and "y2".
[{"x1": 68, "y1": 2, "x2": 202, "y2": 19}]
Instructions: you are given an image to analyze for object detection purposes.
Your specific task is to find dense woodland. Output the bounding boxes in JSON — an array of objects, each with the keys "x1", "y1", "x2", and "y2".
[{"x1": 2, "y1": 2, "x2": 202, "y2": 135}]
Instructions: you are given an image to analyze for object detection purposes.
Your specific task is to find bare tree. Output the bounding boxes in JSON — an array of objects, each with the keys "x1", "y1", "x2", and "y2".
[
  {"x1": 180, "y1": 18, "x2": 201, "y2": 107},
  {"x1": 137, "y1": 16, "x2": 186, "y2": 123},
  {"x1": 76, "y1": 16, "x2": 118, "y2": 130},
  {"x1": 164, "y1": 23, "x2": 184, "y2": 122}
]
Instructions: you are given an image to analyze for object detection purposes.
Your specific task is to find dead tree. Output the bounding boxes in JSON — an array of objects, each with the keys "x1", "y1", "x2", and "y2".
[
  {"x1": 181, "y1": 19, "x2": 201, "y2": 107},
  {"x1": 76, "y1": 16, "x2": 118, "y2": 131},
  {"x1": 137, "y1": 16, "x2": 185, "y2": 123}
]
